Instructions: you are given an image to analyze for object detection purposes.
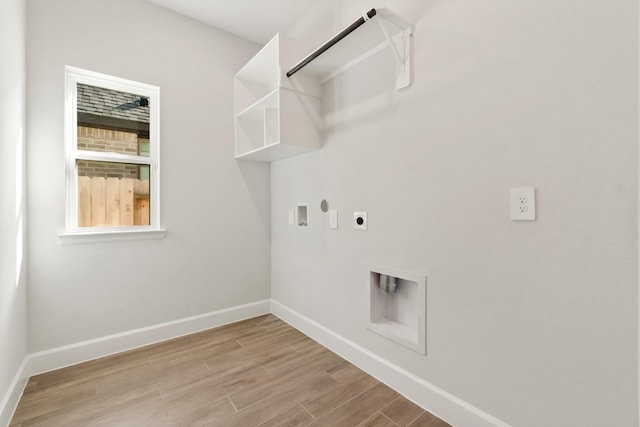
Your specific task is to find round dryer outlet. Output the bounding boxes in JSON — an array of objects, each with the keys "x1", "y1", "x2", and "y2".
[{"x1": 353, "y1": 212, "x2": 367, "y2": 230}]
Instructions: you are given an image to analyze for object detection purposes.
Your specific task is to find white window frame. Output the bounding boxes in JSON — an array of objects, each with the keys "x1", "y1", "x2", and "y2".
[{"x1": 59, "y1": 66, "x2": 164, "y2": 243}]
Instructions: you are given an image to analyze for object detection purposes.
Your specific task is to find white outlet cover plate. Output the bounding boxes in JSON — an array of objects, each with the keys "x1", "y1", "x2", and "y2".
[
  {"x1": 329, "y1": 210, "x2": 338, "y2": 229},
  {"x1": 510, "y1": 187, "x2": 536, "y2": 220},
  {"x1": 354, "y1": 212, "x2": 368, "y2": 230},
  {"x1": 288, "y1": 210, "x2": 294, "y2": 225}
]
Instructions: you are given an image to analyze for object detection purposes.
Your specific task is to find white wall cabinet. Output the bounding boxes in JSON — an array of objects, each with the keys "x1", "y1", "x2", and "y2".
[
  {"x1": 234, "y1": 9, "x2": 412, "y2": 162},
  {"x1": 234, "y1": 34, "x2": 321, "y2": 162}
]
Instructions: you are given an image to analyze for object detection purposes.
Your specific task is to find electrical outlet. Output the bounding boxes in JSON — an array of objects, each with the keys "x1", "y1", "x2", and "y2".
[
  {"x1": 510, "y1": 188, "x2": 535, "y2": 221},
  {"x1": 354, "y1": 212, "x2": 367, "y2": 230}
]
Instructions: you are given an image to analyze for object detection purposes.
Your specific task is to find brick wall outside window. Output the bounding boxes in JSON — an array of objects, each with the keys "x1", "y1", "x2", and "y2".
[{"x1": 77, "y1": 126, "x2": 142, "y2": 178}]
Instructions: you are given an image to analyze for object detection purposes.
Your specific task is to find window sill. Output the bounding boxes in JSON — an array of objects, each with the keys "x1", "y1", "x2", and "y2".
[{"x1": 58, "y1": 228, "x2": 166, "y2": 245}]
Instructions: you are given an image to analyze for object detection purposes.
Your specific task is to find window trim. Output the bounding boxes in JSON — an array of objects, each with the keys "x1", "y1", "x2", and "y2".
[{"x1": 60, "y1": 66, "x2": 163, "y2": 241}]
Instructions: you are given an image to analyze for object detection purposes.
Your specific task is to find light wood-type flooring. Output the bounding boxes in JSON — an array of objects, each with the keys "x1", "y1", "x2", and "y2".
[{"x1": 10, "y1": 314, "x2": 452, "y2": 426}]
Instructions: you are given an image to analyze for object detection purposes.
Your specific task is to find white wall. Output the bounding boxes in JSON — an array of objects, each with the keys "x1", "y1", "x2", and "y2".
[
  {"x1": 273, "y1": 1, "x2": 639, "y2": 426},
  {"x1": 0, "y1": 0, "x2": 28, "y2": 415},
  {"x1": 26, "y1": 0, "x2": 270, "y2": 352}
]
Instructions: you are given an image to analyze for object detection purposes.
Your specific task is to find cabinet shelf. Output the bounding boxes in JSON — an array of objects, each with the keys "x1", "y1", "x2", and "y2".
[
  {"x1": 234, "y1": 9, "x2": 412, "y2": 162},
  {"x1": 234, "y1": 34, "x2": 321, "y2": 162},
  {"x1": 236, "y1": 88, "x2": 278, "y2": 120},
  {"x1": 235, "y1": 38, "x2": 279, "y2": 115}
]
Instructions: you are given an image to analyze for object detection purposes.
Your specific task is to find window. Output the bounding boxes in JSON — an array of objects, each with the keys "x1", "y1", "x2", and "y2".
[{"x1": 62, "y1": 66, "x2": 162, "y2": 240}]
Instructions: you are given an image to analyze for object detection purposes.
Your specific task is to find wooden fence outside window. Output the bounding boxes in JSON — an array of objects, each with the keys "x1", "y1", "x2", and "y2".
[{"x1": 77, "y1": 176, "x2": 150, "y2": 227}]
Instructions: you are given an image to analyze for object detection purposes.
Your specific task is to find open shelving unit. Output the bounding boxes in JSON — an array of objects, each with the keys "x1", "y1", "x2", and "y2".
[
  {"x1": 234, "y1": 8, "x2": 412, "y2": 162},
  {"x1": 234, "y1": 34, "x2": 322, "y2": 162}
]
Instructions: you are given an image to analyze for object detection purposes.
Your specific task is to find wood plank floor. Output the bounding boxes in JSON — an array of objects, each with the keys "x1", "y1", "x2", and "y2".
[{"x1": 10, "y1": 314, "x2": 452, "y2": 427}]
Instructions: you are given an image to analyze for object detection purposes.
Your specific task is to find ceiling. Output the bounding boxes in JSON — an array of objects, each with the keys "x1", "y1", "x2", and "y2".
[{"x1": 146, "y1": 0, "x2": 319, "y2": 44}]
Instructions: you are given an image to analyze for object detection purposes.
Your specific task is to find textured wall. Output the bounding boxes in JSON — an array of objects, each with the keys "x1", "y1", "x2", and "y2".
[
  {"x1": 0, "y1": 0, "x2": 28, "y2": 417},
  {"x1": 273, "y1": 1, "x2": 639, "y2": 426},
  {"x1": 26, "y1": 0, "x2": 270, "y2": 351}
]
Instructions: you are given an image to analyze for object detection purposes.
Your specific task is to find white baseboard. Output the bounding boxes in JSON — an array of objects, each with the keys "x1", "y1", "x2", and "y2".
[
  {"x1": 1, "y1": 300, "x2": 270, "y2": 426},
  {"x1": 271, "y1": 299, "x2": 511, "y2": 427},
  {"x1": 3, "y1": 299, "x2": 509, "y2": 427},
  {"x1": 26, "y1": 299, "x2": 271, "y2": 377},
  {"x1": 0, "y1": 357, "x2": 28, "y2": 427}
]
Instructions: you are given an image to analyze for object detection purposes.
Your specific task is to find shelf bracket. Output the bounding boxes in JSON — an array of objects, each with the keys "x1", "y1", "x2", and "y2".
[{"x1": 376, "y1": 15, "x2": 411, "y2": 90}]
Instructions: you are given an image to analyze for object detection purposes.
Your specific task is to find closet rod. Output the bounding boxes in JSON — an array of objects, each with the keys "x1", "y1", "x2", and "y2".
[{"x1": 286, "y1": 8, "x2": 377, "y2": 78}]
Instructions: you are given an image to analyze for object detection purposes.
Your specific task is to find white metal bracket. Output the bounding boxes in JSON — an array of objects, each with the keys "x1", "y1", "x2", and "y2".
[{"x1": 376, "y1": 13, "x2": 412, "y2": 90}]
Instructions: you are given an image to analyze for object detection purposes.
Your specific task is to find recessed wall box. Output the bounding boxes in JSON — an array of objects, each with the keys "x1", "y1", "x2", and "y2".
[
  {"x1": 296, "y1": 203, "x2": 309, "y2": 228},
  {"x1": 368, "y1": 264, "x2": 426, "y2": 355}
]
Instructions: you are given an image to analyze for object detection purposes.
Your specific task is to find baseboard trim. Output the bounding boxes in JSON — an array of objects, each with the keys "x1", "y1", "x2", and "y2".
[
  {"x1": 271, "y1": 299, "x2": 511, "y2": 427},
  {"x1": 4, "y1": 299, "x2": 509, "y2": 427},
  {"x1": 0, "y1": 357, "x2": 28, "y2": 427},
  {"x1": 27, "y1": 299, "x2": 271, "y2": 377}
]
